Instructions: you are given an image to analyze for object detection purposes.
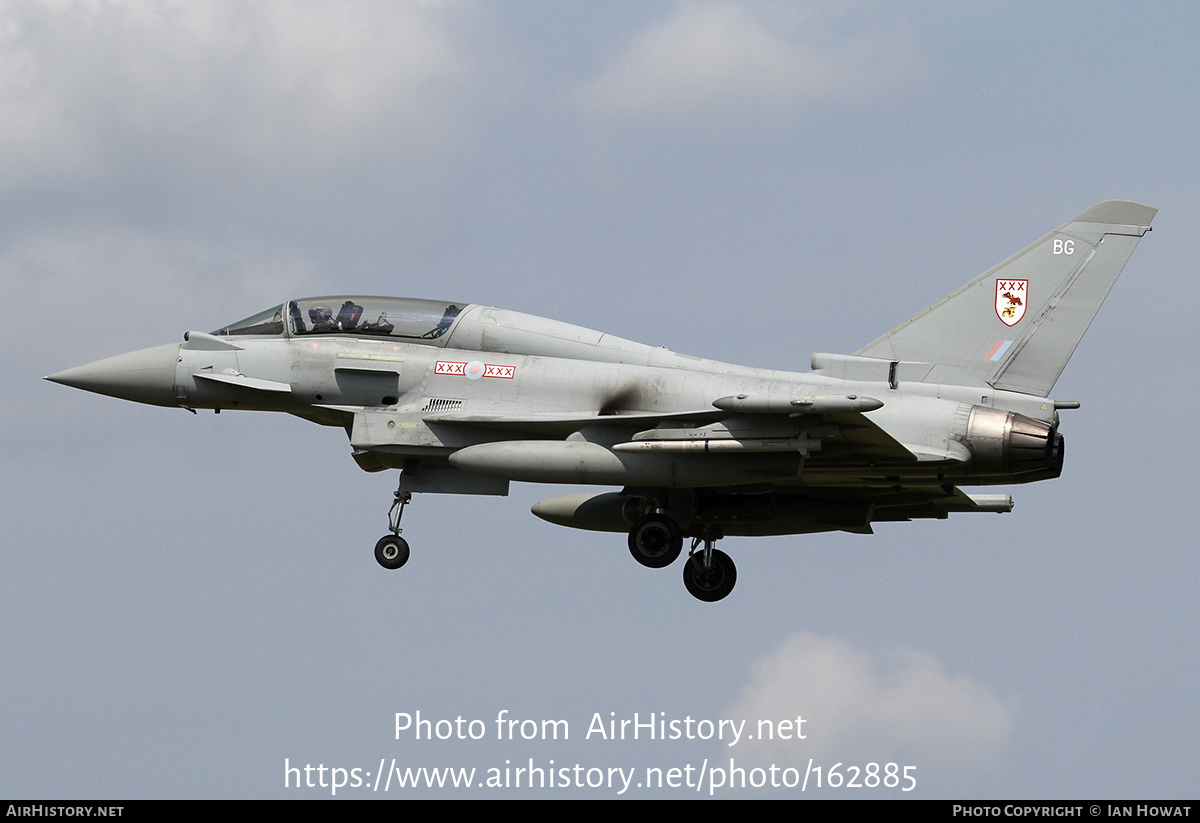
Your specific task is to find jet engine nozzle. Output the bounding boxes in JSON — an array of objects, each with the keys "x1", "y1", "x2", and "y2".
[{"x1": 961, "y1": 405, "x2": 1062, "y2": 478}]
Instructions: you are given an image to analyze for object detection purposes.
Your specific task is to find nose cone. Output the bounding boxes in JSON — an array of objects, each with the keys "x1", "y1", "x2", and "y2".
[{"x1": 45, "y1": 342, "x2": 180, "y2": 407}]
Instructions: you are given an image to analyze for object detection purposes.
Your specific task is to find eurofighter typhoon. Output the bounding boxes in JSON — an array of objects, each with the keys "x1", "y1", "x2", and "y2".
[{"x1": 47, "y1": 201, "x2": 1155, "y2": 601}]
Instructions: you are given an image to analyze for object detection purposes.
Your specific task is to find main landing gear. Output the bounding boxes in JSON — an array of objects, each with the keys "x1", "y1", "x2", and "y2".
[
  {"x1": 682, "y1": 531, "x2": 736, "y2": 603},
  {"x1": 374, "y1": 480, "x2": 411, "y2": 570},
  {"x1": 628, "y1": 513, "x2": 683, "y2": 568},
  {"x1": 627, "y1": 510, "x2": 737, "y2": 602}
]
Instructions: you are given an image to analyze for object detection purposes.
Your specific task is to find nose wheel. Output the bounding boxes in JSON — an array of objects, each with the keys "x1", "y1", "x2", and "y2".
[
  {"x1": 375, "y1": 480, "x2": 413, "y2": 571},
  {"x1": 375, "y1": 534, "x2": 410, "y2": 569}
]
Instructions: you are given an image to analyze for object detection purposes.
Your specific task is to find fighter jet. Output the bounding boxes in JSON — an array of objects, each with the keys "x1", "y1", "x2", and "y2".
[{"x1": 46, "y1": 200, "x2": 1155, "y2": 601}]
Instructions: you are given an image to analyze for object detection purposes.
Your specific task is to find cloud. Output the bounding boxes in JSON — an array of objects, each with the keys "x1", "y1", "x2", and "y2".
[
  {"x1": 576, "y1": 1, "x2": 922, "y2": 121},
  {"x1": 0, "y1": 225, "x2": 318, "y2": 356},
  {"x1": 0, "y1": 0, "x2": 506, "y2": 186},
  {"x1": 723, "y1": 633, "x2": 1014, "y2": 793}
]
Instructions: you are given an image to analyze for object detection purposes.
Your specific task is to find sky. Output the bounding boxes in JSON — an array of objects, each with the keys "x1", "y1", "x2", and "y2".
[{"x1": 3, "y1": 0, "x2": 1197, "y2": 799}]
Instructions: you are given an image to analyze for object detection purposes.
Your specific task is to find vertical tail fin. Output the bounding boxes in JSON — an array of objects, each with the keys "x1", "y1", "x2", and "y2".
[{"x1": 856, "y1": 200, "x2": 1156, "y2": 396}]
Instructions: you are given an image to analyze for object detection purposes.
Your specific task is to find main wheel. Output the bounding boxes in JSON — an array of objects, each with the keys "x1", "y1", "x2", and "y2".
[
  {"x1": 627, "y1": 514, "x2": 683, "y2": 568},
  {"x1": 683, "y1": 548, "x2": 736, "y2": 602},
  {"x1": 374, "y1": 534, "x2": 410, "y2": 570}
]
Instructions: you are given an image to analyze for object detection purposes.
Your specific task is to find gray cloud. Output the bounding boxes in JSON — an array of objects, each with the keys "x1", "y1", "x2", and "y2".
[
  {"x1": 0, "y1": 0, "x2": 507, "y2": 187},
  {"x1": 0, "y1": 225, "x2": 318, "y2": 356},
  {"x1": 576, "y1": 1, "x2": 923, "y2": 122}
]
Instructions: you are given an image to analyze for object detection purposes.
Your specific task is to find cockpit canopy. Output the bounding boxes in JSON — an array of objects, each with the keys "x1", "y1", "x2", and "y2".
[{"x1": 212, "y1": 296, "x2": 467, "y2": 342}]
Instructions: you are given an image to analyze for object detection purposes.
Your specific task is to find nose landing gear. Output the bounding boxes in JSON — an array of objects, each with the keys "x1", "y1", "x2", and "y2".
[
  {"x1": 374, "y1": 480, "x2": 412, "y2": 570},
  {"x1": 375, "y1": 533, "x2": 410, "y2": 569}
]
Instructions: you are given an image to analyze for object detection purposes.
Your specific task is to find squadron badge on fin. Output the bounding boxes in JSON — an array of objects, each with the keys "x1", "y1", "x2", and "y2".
[{"x1": 996, "y1": 279, "x2": 1027, "y2": 326}]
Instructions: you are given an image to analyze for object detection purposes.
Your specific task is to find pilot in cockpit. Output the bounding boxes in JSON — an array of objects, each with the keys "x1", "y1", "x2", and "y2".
[{"x1": 308, "y1": 305, "x2": 337, "y2": 332}]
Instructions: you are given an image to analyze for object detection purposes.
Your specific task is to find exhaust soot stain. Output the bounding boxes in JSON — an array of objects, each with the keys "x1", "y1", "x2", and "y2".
[{"x1": 599, "y1": 386, "x2": 641, "y2": 416}]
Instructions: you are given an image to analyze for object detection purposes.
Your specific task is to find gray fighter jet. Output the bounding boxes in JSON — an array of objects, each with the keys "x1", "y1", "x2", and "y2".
[{"x1": 46, "y1": 200, "x2": 1155, "y2": 601}]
